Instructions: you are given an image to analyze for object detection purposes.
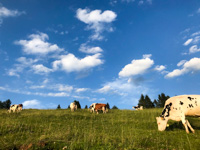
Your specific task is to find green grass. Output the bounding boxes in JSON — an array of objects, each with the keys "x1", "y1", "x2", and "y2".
[{"x1": 0, "y1": 108, "x2": 200, "y2": 149}]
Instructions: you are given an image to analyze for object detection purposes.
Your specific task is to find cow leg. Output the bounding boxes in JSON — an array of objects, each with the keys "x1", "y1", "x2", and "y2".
[
  {"x1": 181, "y1": 117, "x2": 190, "y2": 133},
  {"x1": 186, "y1": 120, "x2": 195, "y2": 133}
]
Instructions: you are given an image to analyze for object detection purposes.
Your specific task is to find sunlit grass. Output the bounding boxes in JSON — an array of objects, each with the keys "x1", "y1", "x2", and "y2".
[{"x1": 0, "y1": 108, "x2": 199, "y2": 149}]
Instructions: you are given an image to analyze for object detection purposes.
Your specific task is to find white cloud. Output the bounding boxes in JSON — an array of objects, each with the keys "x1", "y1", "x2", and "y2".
[
  {"x1": 32, "y1": 64, "x2": 53, "y2": 74},
  {"x1": 75, "y1": 88, "x2": 88, "y2": 93},
  {"x1": 183, "y1": 38, "x2": 193, "y2": 46},
  {"x1": 165, "y1": 57, "x2": 200, "y2": 78},
  {"x1": 154, "y1": 65, "x2": 166, "y2": 72},
  {"x1": 0, "y1": 6, "x2": 25, "y2": 17},
  {"x1": 30, "y1": 85, "x2": 46, "y2": 89},
  {"x1": 189, "y1": 45, "x2": 200, "y2": 54},
  {"x1": 53, "y1": 53, "x2": 103, "y2": 73},
  {"x1": 177, "y1": 60, "x2": 187, "y2": 67},
  {"x1": 97, "y1": 85, "x2": 112, "y2": 94},
  {"x1": 76, "y1": 8, "x2": 117, "y2": 40},
  {"x1": 79, "y1": 44, "x2": 103, "y2": 54},
  {"x1": 23, "y1": 99, "x2": 41, "y2": 109},
  {"x1": 57, "y1": 84, "x2": 73, "y2": 92},
  {"x1": 7, "y1": 57, "x2": 38, "y2": 77},
  {"x1": 0, "y1": 86, "x2": 71, "y2": 97},
  {"x1": 0, "y1": 6, "x2": 25, "y2": 25},
  {"x1": 96, "y1": 77, "x2": 154, "y2": 105},
  {"x1": 76, "y1": 8, "x2": 117, "y2": 24},
  {"x1": 119, "y1": 54, "x2": 154, "y2": 77},
  {"x1": 15, "y1": 32, "x2": 63, "y2": 55},
  {"x1": 193, "y1": 36, "x2": 200, "y2": 44},
  {"x1": 191, "y1": 31, "x2": 200, "y2": 37}
]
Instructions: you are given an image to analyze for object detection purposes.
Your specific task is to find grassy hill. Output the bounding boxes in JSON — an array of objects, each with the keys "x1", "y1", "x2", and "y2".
[{"x1": 0, "y1": 109, "x2": 200, "y2": 149}]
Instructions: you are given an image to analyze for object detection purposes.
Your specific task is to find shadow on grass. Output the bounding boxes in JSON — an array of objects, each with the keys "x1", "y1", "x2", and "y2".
[{"x1": 166, "y1": 120, "x2": 200, "y2": 132}]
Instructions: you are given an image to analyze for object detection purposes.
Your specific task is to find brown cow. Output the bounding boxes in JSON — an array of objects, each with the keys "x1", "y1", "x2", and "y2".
[{"x1": 90, "y1": 103, "x2": 107, "y2": 114}]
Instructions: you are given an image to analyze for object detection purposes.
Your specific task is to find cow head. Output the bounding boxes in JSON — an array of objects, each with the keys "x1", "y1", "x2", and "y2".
[{"x1": 156, "y1": 116, "x2": 168, "y2": 131}]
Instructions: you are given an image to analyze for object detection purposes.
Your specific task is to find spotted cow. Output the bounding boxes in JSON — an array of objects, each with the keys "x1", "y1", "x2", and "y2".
[
  {"x1": 8, "y1": 104, "x2": 19, "y2": 113},
  {"x1": 132, "y1": 106, "x2": 143, "y2": 110},
  {"x1": 89, "y1": 103, "x2": 107, "y2": 114},
  {"x1": 156, "y1": 95, "x2": 200, "y2": 133}
]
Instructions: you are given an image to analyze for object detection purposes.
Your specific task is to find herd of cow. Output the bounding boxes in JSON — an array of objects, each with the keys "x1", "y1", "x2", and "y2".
[
  {"x1": 7, "y1": 95, "x2": 200, "y2": 133},
  {"x1": 70, "y1": 102, "x2": 108, "y2": 114}
]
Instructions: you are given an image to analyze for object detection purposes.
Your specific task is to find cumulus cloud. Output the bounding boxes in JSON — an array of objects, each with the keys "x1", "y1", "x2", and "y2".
[
  {"x1": 23, "y1": 99, "x2": 41, "y2": 109},
  {"x1": 79, "y1": 43, "x2": 103, "y2": 54},
  {"x1": 154, "y1": 65, "x2": 166, "y2": 72},
  {"x1": 15, "y1": 32, "x2": 63, "y2": 55},
  {"x1": 53, "y1": 53, "x2": 103, "y2": 73},
  {"x1": 0, "y1": 6, "x2": 25, "y2": 25},
  {"x1": 32, "y1": 64, "x2": 53, "y2": 74},
  {"x1": 76, "y1": 8, "x2": 117, "y2": 40},
  {"x1": 119, "y1": 54, "x2": 154, "y2": 77},
  {"x1": 165, "y1": 57, "x2": 200, "y2": 78}
]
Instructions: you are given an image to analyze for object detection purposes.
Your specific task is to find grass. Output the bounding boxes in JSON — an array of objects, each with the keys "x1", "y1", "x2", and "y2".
[{"x1": 0, "y1": 108, "x2": 200, "y2": 149}]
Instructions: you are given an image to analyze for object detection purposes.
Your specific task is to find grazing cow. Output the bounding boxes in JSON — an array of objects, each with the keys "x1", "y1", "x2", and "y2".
[
  {"x1": 70, "y1": 102, "x2": 77, "y2": 112},
  {"x1": 17, "y1": 104, "x2": 23, "y2": 111},
  {"x1": 132, "y1": 106, "x2": 143, "y2": 110},
  {"x1": 89, "y1": 103, "x2": 97, "y2": 113},
  {"x1": 156, "y1": 95, "x2": 200, "y2": 133},
  {"x1": 89, "y1": 103, "x2": 107, "y2": 114},
  {"x1": 8, "y1": 104, "x2": 18, "y2": 113}
]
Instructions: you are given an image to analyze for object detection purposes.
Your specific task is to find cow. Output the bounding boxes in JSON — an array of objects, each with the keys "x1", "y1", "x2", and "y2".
[
  {"x1": 8, "y1": 104, "x2": 18, "y2": 113},
  {"x1": 132, "y1": 105, "x2": 143, "y2": 110},
  {"x1": 89, "y1": 103, "x2": 107, "y2": 114},
  {"x1": 17, "y1": 104, "x2": 23, "y2": 112},
  {"x1": 156, "y1": 95, "x2": 200, "y2": 133},
  {"x1": 89, "y1": 103, "x2": 97, "y2": 113},
  {"x1": 70, "y1": 102, "x2": 77, "y2": 112}
]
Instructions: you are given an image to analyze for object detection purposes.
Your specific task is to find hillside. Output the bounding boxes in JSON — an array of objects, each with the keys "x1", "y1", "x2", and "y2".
[{"x1": 0, "y1": 109, "x2": 200, "y2": 149}]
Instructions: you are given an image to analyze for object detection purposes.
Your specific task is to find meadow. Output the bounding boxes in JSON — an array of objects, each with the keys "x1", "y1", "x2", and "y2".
[{"x1": 0, "y1": 108, "x2": 200, "y2": 150}]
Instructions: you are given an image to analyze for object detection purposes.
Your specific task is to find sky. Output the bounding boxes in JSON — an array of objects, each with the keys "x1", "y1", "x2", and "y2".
[{"x1": 1, "y1": 0, "x2": 200, "y2": 109}]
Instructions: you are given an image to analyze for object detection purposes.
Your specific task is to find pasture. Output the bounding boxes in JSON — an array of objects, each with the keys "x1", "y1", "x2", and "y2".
[{"x1": 0, "y1": 109, "x2": 200, "y2": 149}]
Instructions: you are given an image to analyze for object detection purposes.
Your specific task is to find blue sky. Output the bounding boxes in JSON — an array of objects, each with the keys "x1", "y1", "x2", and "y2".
[{"x1": 1, "y1": 0, "x2": 200, "y2": 109}]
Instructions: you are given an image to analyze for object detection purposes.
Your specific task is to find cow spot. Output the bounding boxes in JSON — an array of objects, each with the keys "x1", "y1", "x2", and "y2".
[
  {"x1": 188, "y1": 97, "x2": 194, "y2": 101},
  {"x1": 161, "y1": 102, "x2": 172, "y2": 117},
  {"x1": 188, "y1": 104, "x2": 194, "y2": 108},
  {"x1": 180, "y1": 101, "x2": 184, "y2": 105}
]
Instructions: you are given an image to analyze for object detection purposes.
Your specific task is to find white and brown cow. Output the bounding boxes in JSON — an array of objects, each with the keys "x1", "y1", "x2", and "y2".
[
  {"x1": 156, "y1": 95, "x2": 200, "y2": 133},
  {"x1": 8, "y1": 104, "x2": 18, "y2": 113},
  {"x1": 132, "y1": 105, "x2": 143, "y2": 110},
  {"x1": 89, "y1": 103, "x2": 107, "y2": 114},
  {"x1": 70, "y1": 102, "x2": 77, "y2": 112}
]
